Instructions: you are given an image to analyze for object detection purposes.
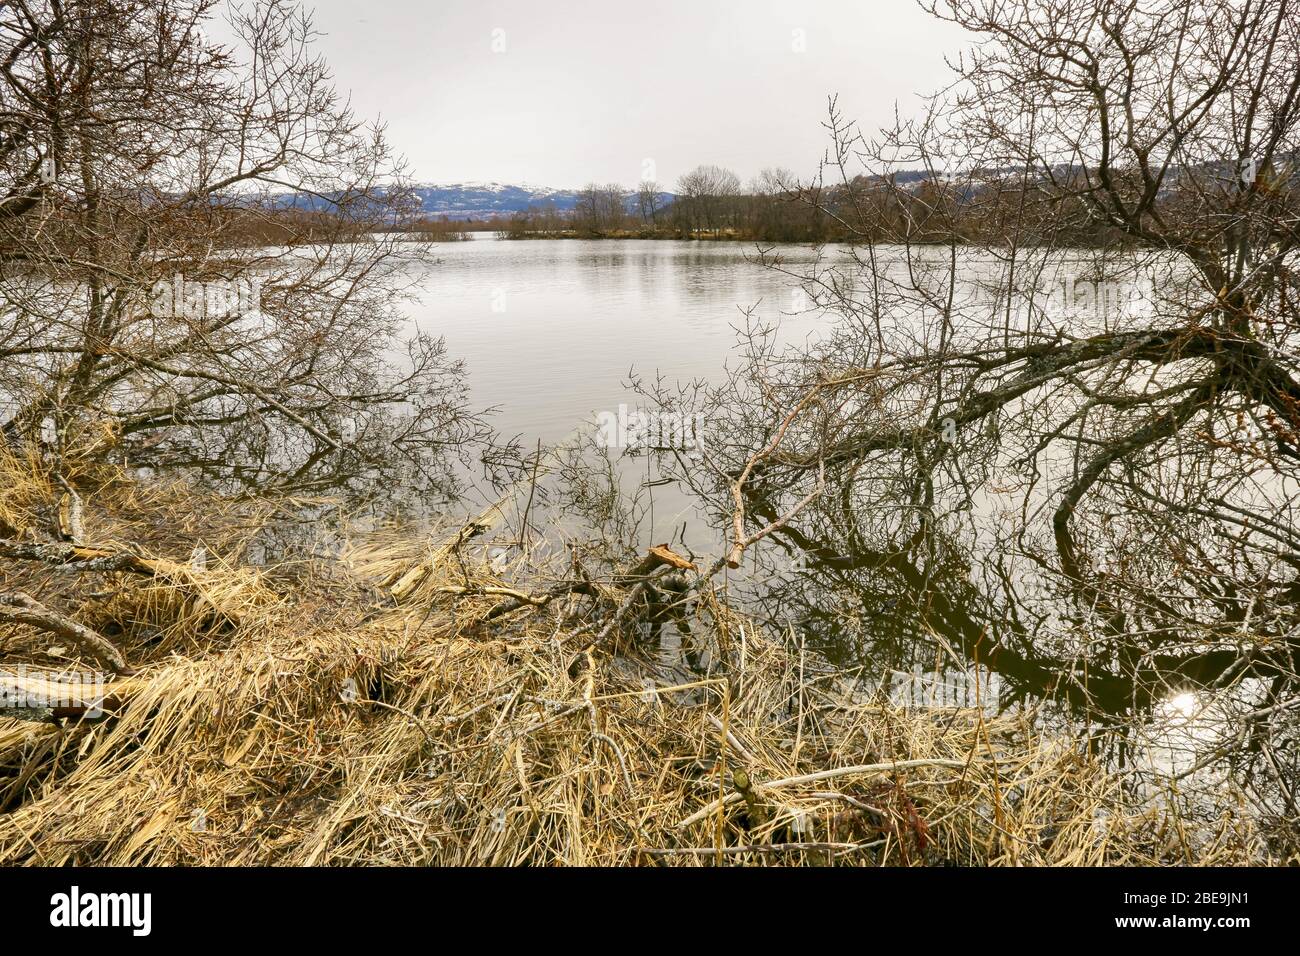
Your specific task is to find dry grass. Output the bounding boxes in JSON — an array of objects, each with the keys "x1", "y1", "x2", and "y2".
[{"x1": 0, "y1": 454, "x2": 1269, "y2": 865}]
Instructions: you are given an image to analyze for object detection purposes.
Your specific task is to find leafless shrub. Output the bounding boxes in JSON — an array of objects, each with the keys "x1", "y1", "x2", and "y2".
[
  {"x1": 0, "y1": 0, "x2": 497, "y2": 502},
  {"x1": 644, "y1": 0, "x2": 1300, "y2": 849}
]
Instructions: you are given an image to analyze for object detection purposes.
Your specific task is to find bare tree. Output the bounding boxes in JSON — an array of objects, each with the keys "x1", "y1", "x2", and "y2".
[
  {"x1": 651, "y1": 0, "x2": 1300, "y2": 844},
  {"x1": 674, "y1": 163, "x2": 740, "y2": 236},
  {"x1": 0, "y1": 0, "x2": 494, "y2": 501},
  {"x1": 574, "y1": 182, "x2": 626, "y2": 236},
  {"x1": 636, "y1": 179, "x2": 661, "y2": 226}
]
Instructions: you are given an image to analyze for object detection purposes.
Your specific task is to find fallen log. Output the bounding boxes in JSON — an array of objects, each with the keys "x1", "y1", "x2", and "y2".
[{"x1": 0, "y1": 537, "x2": 194, "y2": 583}]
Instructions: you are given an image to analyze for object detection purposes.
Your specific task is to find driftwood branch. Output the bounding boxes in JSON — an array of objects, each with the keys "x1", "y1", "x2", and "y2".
[
  {"x1": 0, "y1": 537, "x2": 192, "y2": 582},
  {"x1": 483, "y1": 580, "x2": 599, "y2": 620},
  {"x1": 0, "y1": 593, "x2": 132, "y2": 674},
  {"x1": 623, "y1": 544, "x2": 698, "y2": 580}
]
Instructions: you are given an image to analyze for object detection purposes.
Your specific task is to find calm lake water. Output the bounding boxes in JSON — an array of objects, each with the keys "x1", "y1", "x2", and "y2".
[
  {"x1": 401, "y1": 237, "x2": 1168, "y2": 541},
  {"x1": 403, "y1": 237, "x2": 1168, "y2": 447},
  {"x1": 403, "y1": 237, "x2": 835, "y2": 551},
  {"x1": 405, "y1": 236, "x2": 828, "y2": 448}
]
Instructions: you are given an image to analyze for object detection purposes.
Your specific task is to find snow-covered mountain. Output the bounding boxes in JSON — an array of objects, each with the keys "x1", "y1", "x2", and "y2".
[{"x1": 406, "y1": 181, "x2": 580, "y2": 219}]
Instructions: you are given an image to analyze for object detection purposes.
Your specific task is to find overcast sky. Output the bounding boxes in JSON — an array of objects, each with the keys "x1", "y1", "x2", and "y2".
[{"x1": 298, "y1": 0, "x2": 966, "y2": 189}]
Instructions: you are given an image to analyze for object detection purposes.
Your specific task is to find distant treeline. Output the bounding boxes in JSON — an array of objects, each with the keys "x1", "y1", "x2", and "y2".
[
  {"x1": 493, "y1": 163, "x2": 1145, "y2": 246},
  {"x1": 215, "y1": 159, "x2": 1290, "y2": 248},
  {"x1": 498, "y1": 167, "x2": 837, "y2": 242},
  {"x1": 208, "y1": 210, "x2": 491, "y2": 246}
]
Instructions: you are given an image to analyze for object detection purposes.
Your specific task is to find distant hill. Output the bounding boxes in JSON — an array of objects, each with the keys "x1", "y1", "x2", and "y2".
[
  {"x1": 407, "y1": 182, "x2": 579, "y2": 219},
  {"x1": 273, "y1": 181, "x2": 676, "y2": 221},
  {"x1": 265, "y1": 156, "x2": 1297, "y2": 222}
]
